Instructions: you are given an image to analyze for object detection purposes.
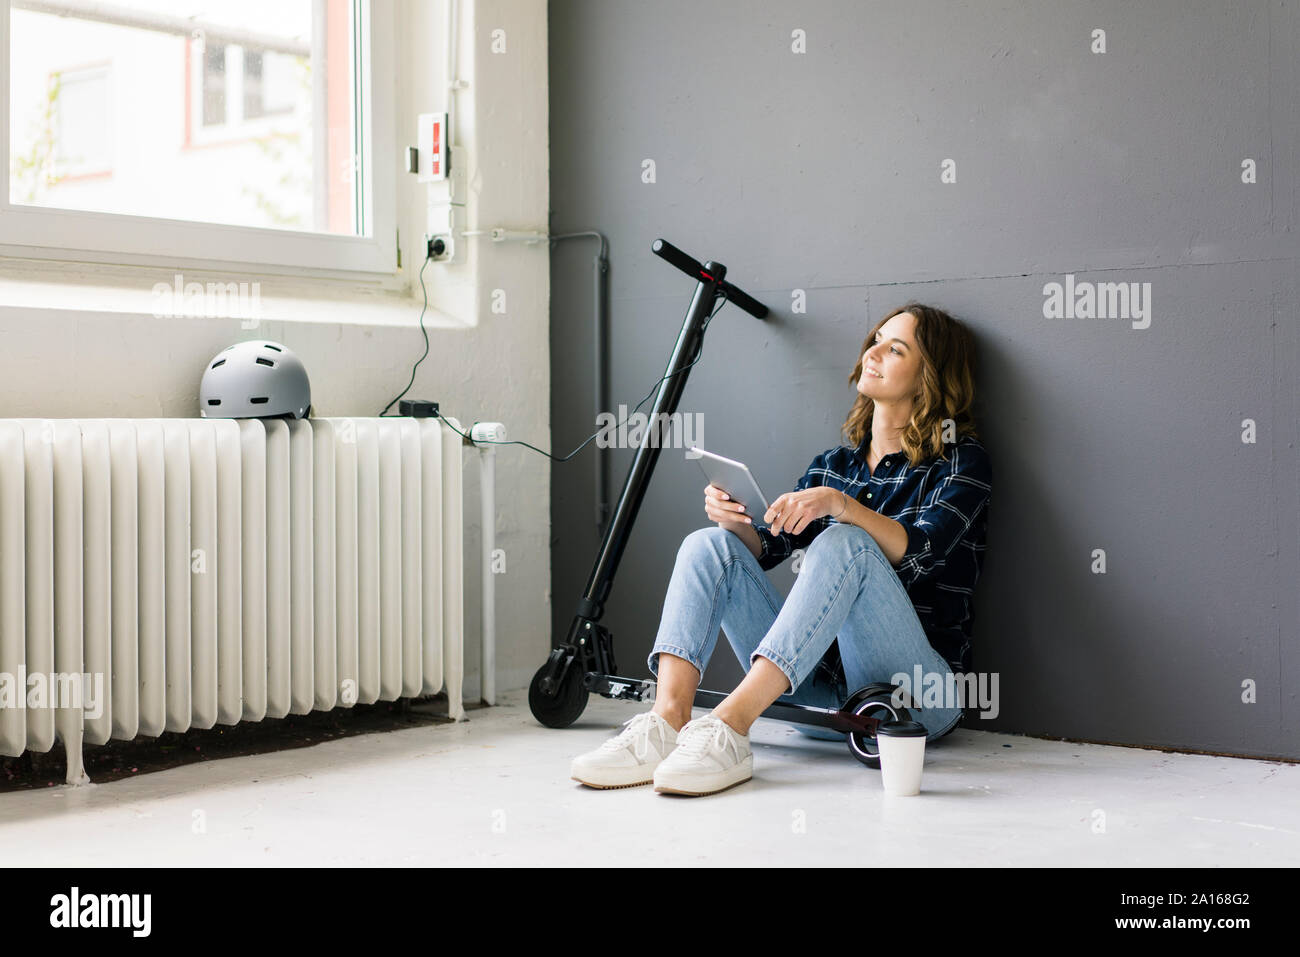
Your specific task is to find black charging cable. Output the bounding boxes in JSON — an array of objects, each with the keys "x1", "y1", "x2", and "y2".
[
  {"x1": 378, "y1": 250, "x2": 433, "y2": 418},
  {"x1": 426, "y1": 287, "x2": 730, "y2": 460}
]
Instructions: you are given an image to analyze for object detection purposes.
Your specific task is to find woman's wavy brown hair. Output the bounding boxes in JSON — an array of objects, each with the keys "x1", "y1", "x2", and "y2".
[{"x1": 841, "y1": 302, "x2": 980, "y2": 467}]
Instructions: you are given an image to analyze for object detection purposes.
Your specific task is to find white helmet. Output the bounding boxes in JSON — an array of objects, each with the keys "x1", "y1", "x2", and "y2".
[{"x1": 199, "y1": 340, "x2": 312, "y2": 419}]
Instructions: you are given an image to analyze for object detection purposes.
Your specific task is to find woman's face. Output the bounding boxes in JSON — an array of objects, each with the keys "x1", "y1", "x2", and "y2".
[{"x1": 857, "y1": 311, "x2": 923, "y2": 402}]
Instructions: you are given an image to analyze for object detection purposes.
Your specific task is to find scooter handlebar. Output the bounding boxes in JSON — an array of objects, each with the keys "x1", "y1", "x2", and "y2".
[
  {"x1": 651, "y1": 238, "x2": 769, "y2": 319},
  {"x1": 651, "y1": 238, "x2": 707, "y2": 280},
  {"x1": 720, "y1": 282, "x2": 768, "y2": 319}
]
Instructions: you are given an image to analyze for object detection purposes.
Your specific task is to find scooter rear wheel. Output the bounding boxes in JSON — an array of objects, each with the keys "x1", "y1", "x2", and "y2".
[{"x1": 844, "y1": 691, "x2": 911, "y2": 768}]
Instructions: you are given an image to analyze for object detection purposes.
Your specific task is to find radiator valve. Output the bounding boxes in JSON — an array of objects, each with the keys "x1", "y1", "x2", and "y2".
[{"x1": 471, "y1": 422, "x2": 506, "y2": 444}]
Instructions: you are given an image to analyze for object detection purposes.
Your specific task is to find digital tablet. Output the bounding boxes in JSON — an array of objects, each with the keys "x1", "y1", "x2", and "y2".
[{"x1": 688, "y1": 446, "x2": 772, "y2": 528}]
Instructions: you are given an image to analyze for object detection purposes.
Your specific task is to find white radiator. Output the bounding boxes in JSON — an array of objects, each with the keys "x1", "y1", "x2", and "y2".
[{"x1": 0, "y1": 416, "x2": 466, "y2": 785}]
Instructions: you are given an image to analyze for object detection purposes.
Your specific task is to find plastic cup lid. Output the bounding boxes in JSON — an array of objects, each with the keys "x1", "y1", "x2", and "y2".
[{"x1": 877, "y1": 719, "x2": 928, "y2": 738}]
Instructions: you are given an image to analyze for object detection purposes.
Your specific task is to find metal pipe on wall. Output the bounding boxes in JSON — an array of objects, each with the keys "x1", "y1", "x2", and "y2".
[{"x1": 479, "y1": 442, "x2": 495, "y2": 705}]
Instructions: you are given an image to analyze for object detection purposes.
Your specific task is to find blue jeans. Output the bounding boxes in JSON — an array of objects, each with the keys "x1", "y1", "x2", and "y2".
[{"x1": 647, "y1": 523, "x2": 964, "y2": 742}]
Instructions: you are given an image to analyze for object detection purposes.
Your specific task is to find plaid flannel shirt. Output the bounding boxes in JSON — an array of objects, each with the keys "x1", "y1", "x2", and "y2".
[{"x1": 753, "y1": 432, "x2": 992, "y2": 686}]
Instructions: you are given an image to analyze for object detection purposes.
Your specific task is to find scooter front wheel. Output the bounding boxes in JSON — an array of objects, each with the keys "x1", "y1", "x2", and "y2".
[{"x1": 528, "y1": 659, "x2": 589, "y2": 728}]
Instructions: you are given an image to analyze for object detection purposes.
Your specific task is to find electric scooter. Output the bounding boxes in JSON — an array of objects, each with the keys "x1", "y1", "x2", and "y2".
[{"x1": 528, "y1": 239, "x2": 923, "y2": 768}]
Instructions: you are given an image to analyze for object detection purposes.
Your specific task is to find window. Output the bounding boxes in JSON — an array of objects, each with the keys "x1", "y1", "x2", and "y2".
[
  {"x1": 195, "y1": 43, "x2": 302, "y2": 135},
  {"x1": 202, "y1": 42, "x2": 227, "y2": 127},
  {"x1": 243, "y1": 48, "x2": 297, "y2": 121},
  {"x1": 52, "y1": 64, "x2": 112, "y2": 180},
  {"x1": 1, "y1": 0, "x2": 396, "y2": 275}
]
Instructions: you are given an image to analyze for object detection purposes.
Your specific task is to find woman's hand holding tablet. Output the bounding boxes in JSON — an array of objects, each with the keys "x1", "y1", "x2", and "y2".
[
  {"x1": 690, "y1": 447, "x2": 772, "y2": 528},
  {"x1": 704, "y1": 482, "x2": 753, "y2": 528}
]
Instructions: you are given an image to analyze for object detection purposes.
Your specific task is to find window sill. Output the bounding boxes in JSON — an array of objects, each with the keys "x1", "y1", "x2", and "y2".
[{"x1": 0, "y1": 255, "x2": 473, "y2": 330}]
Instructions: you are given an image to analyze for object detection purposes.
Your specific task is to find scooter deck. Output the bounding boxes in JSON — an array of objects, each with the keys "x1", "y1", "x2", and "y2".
[{"x1": 584, "y1": 672, "x2": 887, "y2": 737}]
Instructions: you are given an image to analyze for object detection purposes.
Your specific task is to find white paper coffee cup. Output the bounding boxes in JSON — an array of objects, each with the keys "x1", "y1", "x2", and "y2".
[{"x1": 877, "y1": 720, "x2": 928, "y2": 796}]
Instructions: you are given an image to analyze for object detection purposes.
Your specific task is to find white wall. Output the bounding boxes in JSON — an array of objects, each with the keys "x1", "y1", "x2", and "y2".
[{"x1": 0, "y1": 0, "x2": 552, "y2": 704}]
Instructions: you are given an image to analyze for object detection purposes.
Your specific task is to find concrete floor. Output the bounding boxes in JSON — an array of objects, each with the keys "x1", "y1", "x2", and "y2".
[{"x1": 1, "y1": 688, "x2": 1297, "y2": 866}]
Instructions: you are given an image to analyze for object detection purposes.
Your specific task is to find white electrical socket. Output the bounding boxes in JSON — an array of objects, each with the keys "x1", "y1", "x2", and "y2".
[
  {"x1": 426, "y1": 204, "x2": 461, "y2": 263},
  {"x1": 423, "y1": 140, "x2": 466, "y2": 264},
  {"x1": 427, "y1": 232, "x2": 455, "y2": 263}
]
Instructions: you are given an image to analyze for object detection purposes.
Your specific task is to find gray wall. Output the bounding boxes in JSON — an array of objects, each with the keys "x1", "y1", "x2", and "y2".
[{"x1": 548, "y1": 0, "x2": 1298, "y2": 759}]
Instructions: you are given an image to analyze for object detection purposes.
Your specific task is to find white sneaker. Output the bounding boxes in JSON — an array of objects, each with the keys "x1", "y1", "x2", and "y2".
[
  {"x1": 570, "y1": 711, "x2": 681, "y2": 789},
  {"x1": 653, "y1": 712, "x2": 753, "y2": 796}
]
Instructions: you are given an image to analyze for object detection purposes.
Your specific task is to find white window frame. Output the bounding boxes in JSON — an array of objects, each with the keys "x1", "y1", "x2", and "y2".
[{"x1": 0, "y1": 0, "x2": 398, "y2": 279}]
